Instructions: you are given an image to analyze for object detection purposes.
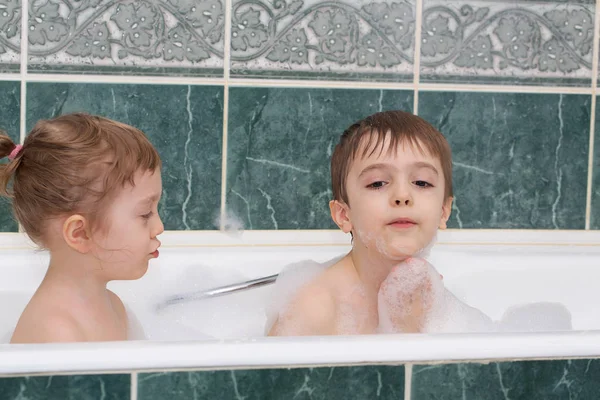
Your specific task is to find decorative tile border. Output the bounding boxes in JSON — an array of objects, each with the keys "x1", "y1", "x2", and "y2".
[
  {"x1": 26, "y1": 0, "x2": 224, "y2": 75},
  {"x1": 0, "y1": 0, "x2": 595, "y2": 84},
  {"x1": 420, "y1": 0, "x2": 595, "y2": 86},
  {"x1": 230, "y1": 0, "x2": 416, "y2": 81},
  {"x1": 0, "y1": 0, "x2": 20, "y2": 72}
]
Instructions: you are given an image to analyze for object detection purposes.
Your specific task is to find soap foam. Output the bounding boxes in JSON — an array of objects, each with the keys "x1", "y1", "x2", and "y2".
[
  {"x1": 498, "y1": 302, "x2": 572, "y2": 332},
  {"x1": 377, "y1": 257, "x2": 496, "y2": 333},
  {"x1": 265, "y1": 256, "x2": 342, "y2": 335}
]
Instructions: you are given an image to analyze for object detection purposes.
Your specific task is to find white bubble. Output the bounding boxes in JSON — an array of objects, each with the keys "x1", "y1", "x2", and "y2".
[{"x1": 498, "y1": 302, "x2": 572, "y2": 332}]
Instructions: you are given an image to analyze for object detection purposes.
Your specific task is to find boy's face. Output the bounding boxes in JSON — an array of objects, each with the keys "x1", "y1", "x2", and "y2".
[
  {"x1": 93, "y1": 169, "x2": 164, "y2": 281},
  {"x1": 331, "y1": 135, "x2": 452, "y2": 260}
]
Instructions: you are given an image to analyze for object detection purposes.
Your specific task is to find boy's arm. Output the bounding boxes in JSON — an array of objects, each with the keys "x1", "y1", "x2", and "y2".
[{"x1": 268, "y1": 286, "x2": 337, "y2": 336}]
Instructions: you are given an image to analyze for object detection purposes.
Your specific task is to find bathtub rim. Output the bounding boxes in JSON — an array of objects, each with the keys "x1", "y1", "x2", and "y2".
[{"x1": 1, "y1": 331, "x2": 600, "y2": 376}]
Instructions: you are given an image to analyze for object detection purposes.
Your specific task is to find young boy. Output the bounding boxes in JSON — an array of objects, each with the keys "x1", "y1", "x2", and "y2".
[{"x1": 268, "y1": 110, "x2": 492, "y2": 336}]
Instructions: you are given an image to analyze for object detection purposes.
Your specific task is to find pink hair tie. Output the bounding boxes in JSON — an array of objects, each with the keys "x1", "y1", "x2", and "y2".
[{"x1": 8, "y1": 144, "x2": 23, "y2": 161}]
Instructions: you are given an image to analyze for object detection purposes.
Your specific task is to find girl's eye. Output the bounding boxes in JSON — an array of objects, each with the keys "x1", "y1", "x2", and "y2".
[
  {"x1": 414, "y1": 180, "x2": 433, "y2": 188},
  {"x1": 367, "y1": 181, "x2": 386, "y2": 189},
  {"x1": 141, "y1": 212, "x2": 153, "y2": 220}
]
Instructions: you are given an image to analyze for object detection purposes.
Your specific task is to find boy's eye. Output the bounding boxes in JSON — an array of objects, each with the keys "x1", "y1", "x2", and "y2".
[
  {"x1": 414, "y1": 180, "x2": 432, "y2": 188},
  {"x1": 141, "y1": 212, "x2": 153, "y2": 219},
  {"x1": 367, "y1": 181, "x2": 386, "y2": 189}
]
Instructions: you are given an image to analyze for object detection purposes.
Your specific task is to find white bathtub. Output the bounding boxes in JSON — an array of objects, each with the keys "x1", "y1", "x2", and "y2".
[{"x1": 1, "y1": 230, "x2": 600, "y2": 376}]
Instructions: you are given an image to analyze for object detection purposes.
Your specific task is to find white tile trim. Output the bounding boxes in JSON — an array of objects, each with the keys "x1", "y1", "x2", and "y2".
[
  {"x1": 0, "y1": 74, "x2": 20, "y2": 81},
  {"x1": 3, "y1": 229, "x2": 600, "y2": 250},
  {"x1": 130, "y1": 372, "x2": 138, "y2": 400},
  {"x1": 18, "y1": 74, "x2": 593, "y2": 94},
  {"x1": 404, "y1": 363, "x2": 413, "y2": 400},
  {"x1": 412, "y1": 0, "x2": 424, "y2": 115},
  {"x1": 18, "y1": 0, "x2": 28, "y2": 235},
  {"x1": 585, "y1": 0, "x2": 600, "y2": 229},
  {"x1": 219, "y1": 0, "x2": 233, "y2": 229}
]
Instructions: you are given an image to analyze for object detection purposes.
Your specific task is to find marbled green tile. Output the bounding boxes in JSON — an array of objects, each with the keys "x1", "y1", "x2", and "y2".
[
  {"x1": 26, "y1": 83, "x2": 224, "y2": 230},
  {"x1": 0, "y1": 374, "x2": 130, "y2": 400},
  {"x1": 412, "y1": 360, "x2": 600, "y2": 400},
  {"x1": 419, "y1": 92, "x2": 589, "y2": 229},
  {"x1": 589, "y1": 95, "x2": 600, "y2": 229},
  {"x1": 226, "y1": 87, "x2": 413, "y2": 229},
  {"x1": 138, "y1": 365, "x2": 404, "y2": 400},
  {"x1": 0, "y1": 80, "x2": 20, "y2": 232}
]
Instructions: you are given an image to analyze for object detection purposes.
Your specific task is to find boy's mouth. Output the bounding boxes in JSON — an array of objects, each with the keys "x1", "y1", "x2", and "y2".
[{"x1": 388, "y1": 218, "x2": 417, "y2": 228}]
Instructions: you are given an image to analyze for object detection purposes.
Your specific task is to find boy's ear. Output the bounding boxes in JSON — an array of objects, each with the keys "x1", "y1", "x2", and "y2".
[
  {"x1": 329, "y1": 200, "x2": 353, "y2": 234},
  {"x1": 439, "y1": 197, "x2": 453, "y2": 229},
  {"x1": 62, "y1": 215, "x2": 93, "y2": 254}
]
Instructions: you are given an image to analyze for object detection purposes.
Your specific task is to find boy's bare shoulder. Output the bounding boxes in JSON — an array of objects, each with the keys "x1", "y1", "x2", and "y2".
[
  {"x1": 269, "y1": 258, "x2": 349, "y2": 336},
  {"x1": 269, "y1": 281, "x2": 336, "y2": 336}
]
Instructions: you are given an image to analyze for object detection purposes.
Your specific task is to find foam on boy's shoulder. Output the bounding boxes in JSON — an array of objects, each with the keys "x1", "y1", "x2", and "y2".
[{"x1": 264, "y1": 255, "x2": 343, "y2": 334}]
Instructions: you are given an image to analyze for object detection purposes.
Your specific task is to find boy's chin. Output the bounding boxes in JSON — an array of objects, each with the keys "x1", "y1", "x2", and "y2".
[{"x1": 380, "y1": 241, "x2": 420, "y2": 260}]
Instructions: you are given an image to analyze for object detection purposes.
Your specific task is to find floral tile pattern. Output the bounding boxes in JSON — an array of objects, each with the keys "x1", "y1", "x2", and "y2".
[
  {"x1": 420, "y1": 0, "x2": 595, "y2": 86},
  {"x1": 0, "y1": 0, "x2": 20, "y2": 72},
  {"x1": 230, "y1": 0, "x2": 416, "y2": 81},
  {"x1": 26, "y1": 0, "x2": 224, "y2": 75}
]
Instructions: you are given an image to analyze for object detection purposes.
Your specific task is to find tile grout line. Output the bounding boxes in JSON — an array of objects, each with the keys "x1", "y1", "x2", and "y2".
[
  {"x1": 412, "y1": 0, "x2": 423, "y2": 115},
  {"x1": 404, "y1": 363, "x2": 413, "y2": 400},
  {"x1": 219, "y1": 0, "x2": 233, "y2": 229},
  {"x1": 14, "y1": 74, "x2": 595, "y2": 95},
  {"x1": 18, "y1": 0, "x2": 28, "y2": 234},
  {"x1": 585, "y1": 0, "x2": 600, "y2": 230},
  {"x1": 24, "y1": 73, "x2": 227, "y2": 85},
  {"x1": 130, "y1": 372, "x2": 138, "y2": 400},
  {"x1": 19, "y1": 0, "x2": 27, "y2": 145}
]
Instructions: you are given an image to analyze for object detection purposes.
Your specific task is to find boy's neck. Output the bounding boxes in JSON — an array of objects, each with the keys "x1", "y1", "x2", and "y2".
[{"x1": 349, "y1": 242, "x2": 409, "y2": 292}]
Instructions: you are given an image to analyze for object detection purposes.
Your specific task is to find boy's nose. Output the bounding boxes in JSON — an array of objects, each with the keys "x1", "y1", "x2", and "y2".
[{"x1": 395, "y1": 198, "x2": 411, "y2": 206}]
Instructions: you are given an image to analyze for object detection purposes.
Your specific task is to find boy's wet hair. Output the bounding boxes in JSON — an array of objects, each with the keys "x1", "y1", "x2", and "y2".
[
  {"x1": 0, "y1": 113, "x2": 161, "y2": 247},
  {"x1": 330, "y1": 110, "x2": 453, "y2": 205}
]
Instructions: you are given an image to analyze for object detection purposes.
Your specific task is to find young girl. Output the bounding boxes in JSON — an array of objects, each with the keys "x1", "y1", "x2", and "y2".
[{"x1": 0, "y1": 113, "x2": 164, "y2": 343}]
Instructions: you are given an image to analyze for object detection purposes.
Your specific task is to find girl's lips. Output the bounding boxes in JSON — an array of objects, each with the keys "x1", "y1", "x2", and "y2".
[{"x1": 151, "y1": 250, "x2": 159, "y2": 258}]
